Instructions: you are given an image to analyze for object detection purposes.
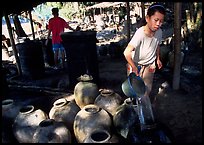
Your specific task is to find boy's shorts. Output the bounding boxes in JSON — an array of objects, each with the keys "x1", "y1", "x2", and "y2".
[{"x1": 52, "y1": 43, "x2": 65, "y2": 53}]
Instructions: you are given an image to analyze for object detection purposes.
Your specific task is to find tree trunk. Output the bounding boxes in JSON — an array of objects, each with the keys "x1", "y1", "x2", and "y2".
[
  {"x1": 141, "y1": 2, "x2": 145, "y2": 19},
  {"x1": 126, "y1": 2, "x2": 130, "y2": 42},
  {"x1": 172, "y1": 2, "x2": 182, "y2": 90}
]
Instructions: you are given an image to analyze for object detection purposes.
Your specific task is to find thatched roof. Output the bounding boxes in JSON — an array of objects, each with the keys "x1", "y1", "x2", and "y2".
[{"x1": 86, "y1": 2, "x2": 125, "y2": 10}]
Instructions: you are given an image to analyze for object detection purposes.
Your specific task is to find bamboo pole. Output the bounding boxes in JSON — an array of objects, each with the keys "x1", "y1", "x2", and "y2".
[
  {"x1": 4, "y1": 13, "x2": 22, "y2": 76},
  {"x1": 28, "y1": 10, "x2": 35, "y2": 40},
  {"x1": 172, "y1": 2, "x2": 182, "y2": 90}
]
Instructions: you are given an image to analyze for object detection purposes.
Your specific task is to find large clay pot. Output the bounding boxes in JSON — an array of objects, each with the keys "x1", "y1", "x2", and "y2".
[
  {"x1": 83, "y1": 129, "x2": 121, "y2": 143},
  {"x1": 113, "y1": 98, "x2": 140, "y2": 139},
  {"x1": 94, "y1": 89, "x2": 123, "y2": 116},
  {"x1": 74, "y1": 74, "x2": 99, "y2": 109},
  {"x1": 12, "y1": 105, "x2": 48, "y2": 143},
  {"x1": 2, "y1": 99, "x2": 22, "y2": 143},
  {"x1": 33, "y1": 119, "x2": 72, "y2": 143},
  {"x1": 49, "y1": 98, "x2": 80, "y2": 133},
  {"x1": 2, "y1": 99, "x2": 21, "y2": 122},
  {"x1": 73, "y1": 104, "x2": 112, "y2": 143}
]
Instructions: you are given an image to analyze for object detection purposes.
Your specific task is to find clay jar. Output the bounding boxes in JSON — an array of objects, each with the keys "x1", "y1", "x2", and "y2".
[
  {"x1": 74, "y1": 74, "x2": 99, "y2": 109},
  {"x1": 2, "y1": 99, "x2": 21, "y2": 123},
  {"x1": 33, "y1": 119, "x2": 72, "y2": 143},
  {"x1": 94, "y1": 89, "x2": 123, "y2": 116},
  {"x1": 12, "y1": 105, "x2": 48, "y2": 143},
  {"x1": 73, "y1": 104, "x2": 112, "y2": 143},
  {"x1": 49, "y1": 98, "x2": 80, "y2": 133},
  {"x1": 2, "y1": 99, "x2": 22, "y2": 143},
  {"x1": 113, "y1": 98, "x2": 140, "y2": 139}
]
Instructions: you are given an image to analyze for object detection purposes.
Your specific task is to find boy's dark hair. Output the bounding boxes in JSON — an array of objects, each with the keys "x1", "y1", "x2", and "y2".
[
  {"x1": 147, "y1": 3, "x2": 166, "y2": 17},
  {"x1": 52, "y1": 8, "x2": 59, "y2": 14},
  {"x1": 138, "y1": 3, "x2": 166, "y2": 27}
]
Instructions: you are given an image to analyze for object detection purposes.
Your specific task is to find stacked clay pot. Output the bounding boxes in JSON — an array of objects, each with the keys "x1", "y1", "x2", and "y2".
[
  {"x1": 49, "y1": 98, "x2": 80, "y2": 133},
  {"x1": 12, "y1": 105, "x2": 48, "y2": 143},
  {"x1": 73, "y1": 104, "x2": 112, "y2": 143},
  {"x1": 74, "y1": 74, "x2": 99, "y2": 109},
  {"x1": 2, "y1": 99, "x2": 22, "y2": 143},
  {"x1": 94, "y1": 89, "x2": 124, "y2": 116},
  {"x1": 113, "y1": 98, "x2": 140, "y2": 139},
  {"x1": 33, "y1": 119, "x2": 72, "y2": 143}
]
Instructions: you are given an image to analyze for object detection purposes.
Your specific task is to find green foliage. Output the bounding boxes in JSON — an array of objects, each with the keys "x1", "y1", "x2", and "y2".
[
  {"x1": 59, "y1": 2, "x2": 75, "y2": 20},
  {"x1": 33, "y1": 3, "x2": 52, "y2": 20},
  {"x1": 33, "y1": 2, "x2": 88, "y2": 21}
]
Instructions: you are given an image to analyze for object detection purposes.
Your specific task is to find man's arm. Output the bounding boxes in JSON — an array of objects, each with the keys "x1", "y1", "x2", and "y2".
[
  {"x1": 156, "y1": 45, "x2": 162, "y2": 69},
  {"x1": 65, "y1": 22, "x2": 75, "y2": 31},
  {"x1": 123, "y1": 44, "x2": 139, "y2": 76},
  {"x1": 45, "y1": 29, "x2": 51, "y2": 46},
  {"x1": 67, "y1": 25, "x2": 75, "y2": 31}
]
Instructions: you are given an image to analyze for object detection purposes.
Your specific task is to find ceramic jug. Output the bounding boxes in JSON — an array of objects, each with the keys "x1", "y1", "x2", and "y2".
[
  {"x1": 73, "y1": 104, "x2": 112, "y2": 143},
  {"x1": 33, "y1": 119, "x2": 72, "y2": 143},
  {"x1": 13, "y1": 105, "x2": 48, "y2": 143},
  {"x1": 74, "y1": 74, "x2": 99, "y2": 109},
  {"x1": 94, "y1": 89, "x2": 123, "y2": 116}
]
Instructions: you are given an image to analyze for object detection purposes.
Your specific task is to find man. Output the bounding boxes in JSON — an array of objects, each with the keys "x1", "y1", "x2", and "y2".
[
  {"x1": 123, "y1": 3, "x2": 165, "y2": 98},
  {"x1": 46, "y1": 7, "x2": 75, "y2": 69}
]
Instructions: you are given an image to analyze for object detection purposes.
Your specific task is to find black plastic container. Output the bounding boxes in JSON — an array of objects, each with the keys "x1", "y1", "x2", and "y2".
[
  {"x1": 61, "y1": 31, "x2": 99, "y2": 89},
  {"x1": 16, "y1": 39, "x2": 45, "y2": 79}
]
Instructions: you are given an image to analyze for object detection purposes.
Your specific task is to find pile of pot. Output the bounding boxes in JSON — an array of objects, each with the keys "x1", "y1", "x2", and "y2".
[{"x1": 2, "y1": 74, "x2": 170, "y2": 143}]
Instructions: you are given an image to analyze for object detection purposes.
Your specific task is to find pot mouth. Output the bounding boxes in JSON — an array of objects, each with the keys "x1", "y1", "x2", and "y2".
[
  {"x1": 89, "y1": 129, "x2": 111, "y2": 143},
  {"x1": 2, "y1": 99, "x2": 14, "y2": 106},
  {"x1": 39, "y1": 119, "x2": 55, "y2": 127},
  {"x1": 77, "y1": 74, "x2": 93, "y2": 82},
  {"x1": 20, "y1": 105, "x2": 34, "y2": 114},
  {"x1": 84, "y1": 104, "x2": 101, "y2": 114},
  {"x1": 101, "y1": 89, "x2": 114, "y2": 96},
  {"x1": 53, "y1": 98, "x2": 68, "y2": 108},
  {"x1": 124, "y1": 98, "x2": 137, "y2": 105}
]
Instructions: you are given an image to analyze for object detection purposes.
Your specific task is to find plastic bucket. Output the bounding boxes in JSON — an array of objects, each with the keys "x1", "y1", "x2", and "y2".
[{"x1": 121, "y1": 72, "x2": 146, "y2": 98}]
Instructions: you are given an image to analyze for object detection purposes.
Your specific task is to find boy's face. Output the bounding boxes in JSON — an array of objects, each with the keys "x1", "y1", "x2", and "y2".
[{"x1": 146, "y1": 11, "x2": 164, "y2": 32}]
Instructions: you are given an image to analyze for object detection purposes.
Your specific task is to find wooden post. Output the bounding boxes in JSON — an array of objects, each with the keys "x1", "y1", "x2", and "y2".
[
  {"x1": 28, "y1": 10, "x2": 35, "y2": 40},
  {"x1": 172, "y1": 2, "x2": 182, "y2": 90},
  {"x1": 4, "y1": 13, "x2": 22, "y2": 76},
  {"x1": 126, "y1": 2, "x2": 130, "y2": 42},
  {"x1": 141, "y1": 2, "x2": 145, "y2": 19}
]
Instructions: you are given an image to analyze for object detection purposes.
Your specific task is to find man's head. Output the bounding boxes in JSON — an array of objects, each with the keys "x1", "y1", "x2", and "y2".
[
  {"x1": 52, "y1": 8, "x2": 59, "y2": 16},
  {"x1": 145, "y1": 3, "x2": 166, "y2": 31},
  {"x1": 147, "y1": 3, "x2": 166, "y2": 17}
]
